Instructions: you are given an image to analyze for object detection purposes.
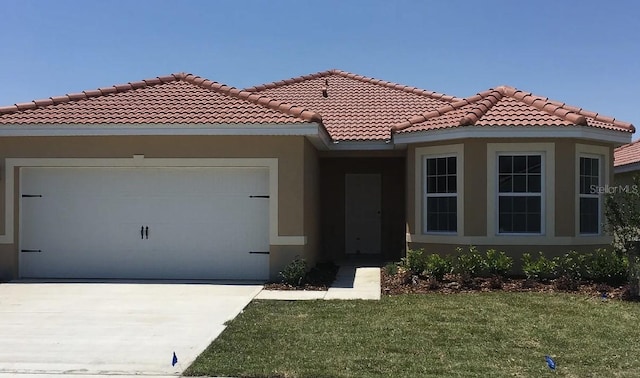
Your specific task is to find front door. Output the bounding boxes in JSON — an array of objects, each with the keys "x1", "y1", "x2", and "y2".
[{"x1": 345, "y1": 173, "x2": 381, "y2": 254}]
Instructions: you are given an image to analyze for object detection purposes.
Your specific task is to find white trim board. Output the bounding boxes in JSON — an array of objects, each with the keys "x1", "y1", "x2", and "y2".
[
  {"x1": 1, "y1": 156, "x2": 306, "y2": 246},
  {"x1": 0, "y1": 123, "x2": 321, "y2": 137},
  {"x1": 394, "y1": 125, "x2": 632, "y2": 145},
  {"x1": 407, "y1": 233, "x2": 612, "y2": 245}
]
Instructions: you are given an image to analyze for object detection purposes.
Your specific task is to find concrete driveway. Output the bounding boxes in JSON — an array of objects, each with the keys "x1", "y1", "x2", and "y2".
[{"x1": 0, "y1": 282, "x2": 262, "y2": 376}]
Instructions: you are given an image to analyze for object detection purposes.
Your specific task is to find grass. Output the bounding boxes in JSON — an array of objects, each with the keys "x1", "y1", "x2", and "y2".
[{"x1": 185, "y1": 293, "x2": 640, "y2": 377}]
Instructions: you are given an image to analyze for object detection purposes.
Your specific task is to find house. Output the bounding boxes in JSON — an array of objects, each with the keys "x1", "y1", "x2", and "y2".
[
  {"x1": 0, "y1": 70, "x2": 634, "y2": 281},
  {"x1": 614, "y1": 140, "x2": 640, "y2": 186}
]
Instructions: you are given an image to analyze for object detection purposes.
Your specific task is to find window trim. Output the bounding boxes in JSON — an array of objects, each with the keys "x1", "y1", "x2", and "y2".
[
  {"x1": 486, "y1": 143, "x2": 554, "y2": 238},
  {"x1": 496, "y1": 152, "x2": 545, "y2": 235},
  {"x1": 575, "y1": 144, "x2": 609, "y2": 237},
  {"x1": 423, "y1": 154, "x2": 458, "y2": 234},
  {"x1": 414, "y1": 144, "x2": 464, "y2": 237}
]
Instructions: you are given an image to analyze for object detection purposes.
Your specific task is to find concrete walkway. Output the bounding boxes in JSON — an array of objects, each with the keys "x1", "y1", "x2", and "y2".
[{"x1": 255, "y1": 265, "x2": 381, "y2": 300}]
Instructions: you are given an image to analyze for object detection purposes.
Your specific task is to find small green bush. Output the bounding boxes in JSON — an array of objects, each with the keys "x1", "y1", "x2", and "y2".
[
  {"x1": 554, "y1": 250, "x2": 588, "y2": 281},
  {"x1": 522, "y1": 252, "x2": 557, "y2": 281},
  {"x1": 484, "y1": 249, "x2": 513, "y2": 277},
  {"x1": 403, "y1": 248, "x2": 428, "y2": 275},
  {"x1": 422, "y1": 254, "x2": 452, "y2": 281},
  {"x1": 453, "y1": 245, "x2": 485, "y2": 279},
  {"x1": 279, "y1": 256, "x2": 308, "y2": 286},
  {"x1": 586, "y1": 248, "x2": 627, "y2": 285},
  {"x1": 383, "y1": 262, "x2": 399, "y2": 276}
]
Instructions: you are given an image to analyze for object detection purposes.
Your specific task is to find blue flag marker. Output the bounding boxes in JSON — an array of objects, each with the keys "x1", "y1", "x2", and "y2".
[
  {"x1": 172, "y1": 352, "x2": 178, "y2": 367},
  {"x1": 545, "y1": 355, "x2": 556, "y2": 371}
]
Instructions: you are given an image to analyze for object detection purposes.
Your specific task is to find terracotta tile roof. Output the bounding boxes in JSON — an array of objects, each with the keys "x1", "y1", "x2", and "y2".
[
  {"x1": 615, "y1": 140, "x2": 640, "y2": 167},
  {"x1": 0, "y1": 73, "x2": 322, "y2": 125},
  {"x1": 393, "y1": 85, "x2": 635, "y2": 134},
  {"x1": 244, "y1": 69, "x2": 461, "y2": 141}
]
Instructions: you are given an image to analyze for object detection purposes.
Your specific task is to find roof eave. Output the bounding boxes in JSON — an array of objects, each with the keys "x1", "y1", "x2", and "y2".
[
  {"x1": 0, "y1": 122, "x2": 322, "y2": 137},
  {"x1": 614, "y1": 161, "x2": 640, "y2": 174},
  {"x1": 393, "y1": 125, "x2": 633, "y2": 145}
]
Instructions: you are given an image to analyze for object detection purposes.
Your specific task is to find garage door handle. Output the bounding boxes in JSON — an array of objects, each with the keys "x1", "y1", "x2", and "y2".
[
  {"x1": 141, "y1": 226, "x2": 144, "y2": 239},
  {"x1": 145, "y1": 226, "x2": 149, "y2": 239}
]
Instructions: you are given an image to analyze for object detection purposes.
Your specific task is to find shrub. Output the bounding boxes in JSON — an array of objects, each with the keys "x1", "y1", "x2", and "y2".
[
  {"x1": 554, "y1": 250, "x2": 588, "y2": 281},
  {"x1": 453, "y1": 245, "x2": 485, "y2": 280},
  {"x1": 587, "y1": 248, "x2": 627, "y2": 285},
  {"x1": 403, "y1": 248, "x2": 428, "y2": 275},
  {"x1": 383, "y1": 262, "x2": 399, "y2": 276},
  {"x1": 279, "y1": 256, "x2": 308, "y2": 286},
  {"x1": 522, "y1": 252, "x2": 557, "y2": 281},
  {"x1": 422, "y1": 254, "x2": 452, "y2": 281},
  {"x1": 484, "y1": 249, "x2": 513, "y2": 277}
]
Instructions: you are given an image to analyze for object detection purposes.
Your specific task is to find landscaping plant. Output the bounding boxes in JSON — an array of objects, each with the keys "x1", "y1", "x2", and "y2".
[
  {"x1": 604, "y1": 174, "x2": 640, "y2": 297},
  {"x1": 279, "y1": 256, "x2": 308, "y2": 286}
]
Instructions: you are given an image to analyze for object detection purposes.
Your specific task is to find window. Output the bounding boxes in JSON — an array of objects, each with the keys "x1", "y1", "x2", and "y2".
[
  {"x1": 424, "y1": 156, "x2": 457, "y2": 232},
  {"x1": 498, "y1": 154, "x2": 542, "y2": 233},
  {"x1": 579, "y1": 156, "x2": 600, "y2": 234}
]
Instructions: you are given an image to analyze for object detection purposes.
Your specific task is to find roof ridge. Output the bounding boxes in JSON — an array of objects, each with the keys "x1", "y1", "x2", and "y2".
[
  {"x1": 391, "y1": 89, "x2": 500, "y2": 131},
  {"x1": 178, "y1": 73, "x2": 322, "y2": 123},
  {"x1": 0, "y1": 72, "x2": 323, "y2": 124},
  {"x1": 243, "y1": 70, "x2": 335, "y2": 92},
  {"x1": 393, "y1": 85, "x2": 635, "y2": 133},
  {"x1": 498, "y1": 86, "x2": 635, "y2": 132},
  {"x1": 244, "y1": 68, "x2": 461, "y2": 103},
  {"x1": 329, "y1": 69, "x2": 461, "y2": 103},
  {"x1": 495, "y1": 85, "x2": 588, "y2": 126},
  {"x1": 0, "y1": 73, "x2": 182, "y2": 115}
]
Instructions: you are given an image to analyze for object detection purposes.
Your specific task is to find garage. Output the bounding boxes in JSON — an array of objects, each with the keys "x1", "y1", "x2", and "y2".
[{"x1": 19, "y1": 166, "x2": 270, "y2": 280}]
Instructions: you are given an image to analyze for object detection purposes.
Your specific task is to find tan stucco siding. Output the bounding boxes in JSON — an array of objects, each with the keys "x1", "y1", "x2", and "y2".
[
  {"x1": 407, "y1": 138, "x2": 614, "y2": 251},
  {"x1": 302, "y1": 138, "x2": 320, "y2": 267},
  {"x1": 0, "y1": 135, "x2": 310, "y2": 281},
  {"x1": 463, "y1": 140, "x2": 487, "y2": 236},
  {"x1": 554, "y1": 139, "x2": 575, "y2": 237}
]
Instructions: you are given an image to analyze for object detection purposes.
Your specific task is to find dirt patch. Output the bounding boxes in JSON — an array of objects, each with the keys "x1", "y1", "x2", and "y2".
[{"x1": 381, "y1": 271, "x2": 635, "y2": 300}]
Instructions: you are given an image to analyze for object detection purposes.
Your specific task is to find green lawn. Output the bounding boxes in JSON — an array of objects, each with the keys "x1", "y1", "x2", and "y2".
[{"x1": 185, "y1": 293, "x2": 640, "y2": 377}]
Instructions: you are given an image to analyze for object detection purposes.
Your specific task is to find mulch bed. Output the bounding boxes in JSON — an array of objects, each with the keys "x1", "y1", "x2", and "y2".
[
  {"x1": 264, "y1": 262, "x2": 339, "y2": 291},
  {"x1": 382, "y1": 271, "x2": 636, "y2": 301}
]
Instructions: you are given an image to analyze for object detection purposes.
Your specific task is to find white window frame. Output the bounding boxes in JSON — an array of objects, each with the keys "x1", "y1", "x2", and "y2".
[
  {"x1": 578, "y1": 154, "x2": 601, "y2": 235},
  {"x1": 487, "y1": 143, "x2": 554, "y2": 238},
  {"x1": 423, "y1": 154, "x2": 458, "y2": 234},
  {"x1": 412, "y1": 144, "x2": 464, "y2": 240},
  {"x1": 496, "y1": 153, "x2": 545, "y2": 235},
  {"x1": 575, "y1": 143, "x2": 610, "y2": 237}
]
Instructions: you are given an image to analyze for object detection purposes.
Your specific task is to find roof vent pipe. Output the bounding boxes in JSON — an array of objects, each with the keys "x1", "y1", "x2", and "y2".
[{"x1": 322, "y1": 79, "x2": 328, "y2": 98}]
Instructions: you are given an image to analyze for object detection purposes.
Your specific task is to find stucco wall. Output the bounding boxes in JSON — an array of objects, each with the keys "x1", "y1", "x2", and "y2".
[
  {"x1": 406, "y1": 138, "x2": 613, "y2": 254},
  {"x1": 0, "y1": 135, "x2": 310, "y2": 281}
]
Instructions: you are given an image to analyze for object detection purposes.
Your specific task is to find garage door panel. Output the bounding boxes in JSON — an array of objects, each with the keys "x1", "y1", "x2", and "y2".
[{"x1": 20, "y1": 167, "x2": 270, "y2": 280}]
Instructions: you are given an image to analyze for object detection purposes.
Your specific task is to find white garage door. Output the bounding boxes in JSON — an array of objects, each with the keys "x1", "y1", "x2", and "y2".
[{"x1": 19, "y1": 167, "x2": 270, "y2": 280}]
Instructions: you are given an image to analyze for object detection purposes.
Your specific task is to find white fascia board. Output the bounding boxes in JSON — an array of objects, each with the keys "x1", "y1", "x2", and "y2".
[
  {"x1": 614, "y1": 162, "x2": 640, "y2": 174},
  {"x1": 393, "y1": 125, "x2": 633, "y2": 145},
  {"x1": 0, "y1": 123, "x2": 322, "y2": 137}
]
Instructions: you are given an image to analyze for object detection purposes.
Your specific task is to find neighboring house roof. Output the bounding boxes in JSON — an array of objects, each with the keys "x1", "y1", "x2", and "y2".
[
  {"x1": 244, "y1": 69, "x2": 461, "y2": 141},
  {"x1": 614, "y1": 140, "x2": 640, "y2": 168},
  {"x1": 393, "y1": 85, "x2": 635, "y2": 134},
  {"x1": 0, "y1": 73, "x2": 322, "y2": 125}
]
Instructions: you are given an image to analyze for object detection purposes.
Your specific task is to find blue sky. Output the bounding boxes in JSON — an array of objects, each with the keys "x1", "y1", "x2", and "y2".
[{"x1": 1, "y1": 0, "x2": 638, "y2": 136}]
